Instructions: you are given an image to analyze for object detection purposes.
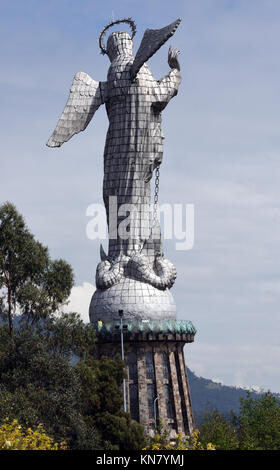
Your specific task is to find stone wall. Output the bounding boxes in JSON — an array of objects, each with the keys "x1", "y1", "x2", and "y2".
[{"x1": 96, "y1": 333, "x2": 194, "y2": 436}]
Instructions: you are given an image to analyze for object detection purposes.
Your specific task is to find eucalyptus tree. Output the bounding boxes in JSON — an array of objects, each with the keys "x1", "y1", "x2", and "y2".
[{"x1": 0, "y1": 202, "x2": 73, "y2": 337}]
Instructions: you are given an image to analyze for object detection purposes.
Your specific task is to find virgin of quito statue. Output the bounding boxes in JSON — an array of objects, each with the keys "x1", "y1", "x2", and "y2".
[{"x1": 47, "y1": 18, "x2": 196, "y2": 434}]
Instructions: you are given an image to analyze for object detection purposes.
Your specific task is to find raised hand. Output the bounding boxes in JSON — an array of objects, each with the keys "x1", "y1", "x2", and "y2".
[{"x1": 168, "y1": 46, "x2": 180, "y2": 71}]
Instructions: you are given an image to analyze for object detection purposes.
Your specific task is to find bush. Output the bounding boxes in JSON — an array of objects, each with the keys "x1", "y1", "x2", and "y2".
[
  {"x1": 0, "y1": 418, "x2": 66, "y2": 450},
  {"x1": 143, "y1": 421, "x2": 215, "y2": 450}
]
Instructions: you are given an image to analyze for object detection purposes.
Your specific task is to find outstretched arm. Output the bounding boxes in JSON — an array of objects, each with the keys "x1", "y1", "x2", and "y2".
[{"x1": 152, "y1": 46, "x2": 181, "y2": 112}]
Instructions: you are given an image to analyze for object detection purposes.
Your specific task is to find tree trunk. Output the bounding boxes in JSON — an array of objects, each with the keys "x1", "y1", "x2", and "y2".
[{"x1": 7, "y1": 279, "x2": 13, "y2": 338}]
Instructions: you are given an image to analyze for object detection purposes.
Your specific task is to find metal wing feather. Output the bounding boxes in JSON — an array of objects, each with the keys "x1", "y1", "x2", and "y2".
[
  {"x1": 47, "y1": 72, "x2": 106, "y2": 147},
  {"x1": 130, "y1": 18, "x2": 181, "y2": 81}
]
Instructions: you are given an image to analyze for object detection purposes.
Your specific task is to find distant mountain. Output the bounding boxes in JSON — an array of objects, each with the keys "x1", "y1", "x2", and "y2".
[{"x1": 187, "y1": 368, "x2": 262, "y2": 427}]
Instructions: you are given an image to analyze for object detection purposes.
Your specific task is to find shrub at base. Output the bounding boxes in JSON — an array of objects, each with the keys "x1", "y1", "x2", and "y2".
[{"x1": 0, "y1": 418, "x2": 67, "y2": 450}]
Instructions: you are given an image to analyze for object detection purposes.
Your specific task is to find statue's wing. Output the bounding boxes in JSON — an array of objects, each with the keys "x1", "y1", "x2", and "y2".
[
  {"x1": 47, "y1": 72, "x2": 106, "y2": 147},
  {"x1": 130, "y1": 18, "x2": 181, "y2": 81}
]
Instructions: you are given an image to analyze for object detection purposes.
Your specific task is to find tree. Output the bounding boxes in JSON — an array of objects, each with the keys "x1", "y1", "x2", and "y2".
[
  {"x1": 236, "y1": 392, "x2": 280, "y2": 450},
  {"x1": 199, "y1": 409, "x2": 239, "y2": 450},
  {"x1": 0, "y1": 202, "x2": 74, "y2": 336},
  {"x1": 76, "y1": 355, "x2": 147, "y2": 450},
  {"x1": 198, "y1": 393, "x2": 280, "y2": 450},
  {"x1": 36, "y1": 311, "x2": 97, "y2": 359},
  {"x1": 0, "y1": 320, "x2": 100, "y2": 450}
]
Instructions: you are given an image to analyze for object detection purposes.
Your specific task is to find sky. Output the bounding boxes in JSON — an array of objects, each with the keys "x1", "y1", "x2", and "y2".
[{"x1": 1, "y1": 0, "x2": 280, "y2": 392}]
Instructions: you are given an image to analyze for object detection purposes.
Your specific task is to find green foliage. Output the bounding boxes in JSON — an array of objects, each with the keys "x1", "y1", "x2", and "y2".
[
  {"x1": 199, "y1": 409, "x2": 239, "y2": 450},
  {"x1": 0, "y1": 202, "x2": 74, "y2": 335},
  {"x1": 236, "y1": 392, "x2": 280, "y2": 450},
  {"x1": 37, "y1": 312, "x2": 97, "y2": 359},
  {"x1": 97, "y1": 412, "x2": 147, "y2": 451},
  {"x1": 199, "y1": 392, "x2": 280, "y2": 450},
  {"x1": 77, "y1": 355, "x2": 124, "y2": 417},
  {"x1": 76, "y1": 355, "x2": 146, "y2": 450},
  {"x1": 0, "y1": 322, "x2": 100, "y2": 450},
  {"x1": 0, "y1": 317, "x2": 145, "y2": 450}
]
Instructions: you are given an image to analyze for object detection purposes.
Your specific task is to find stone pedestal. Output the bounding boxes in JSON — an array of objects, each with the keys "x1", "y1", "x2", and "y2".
[{"x1": 94, "y1": 320, "x2": 196, "y2": 436}]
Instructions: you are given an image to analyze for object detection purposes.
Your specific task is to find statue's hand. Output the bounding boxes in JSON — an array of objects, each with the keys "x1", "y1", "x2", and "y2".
[{"x1": 168, "y1": 46, "x2": 180, "y2": 71}]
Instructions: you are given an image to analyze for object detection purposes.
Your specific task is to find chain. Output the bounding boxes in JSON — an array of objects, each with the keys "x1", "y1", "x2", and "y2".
[
  {"x1": 152, "y1": 166, "x2": 160, "y2": 228},
  {"x1": 138, "y1": 166, "x2": 160, "y2": 254}
]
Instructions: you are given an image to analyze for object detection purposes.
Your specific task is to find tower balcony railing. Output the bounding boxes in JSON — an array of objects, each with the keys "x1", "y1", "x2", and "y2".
[{"x1": 95, "y1": 318, "x2": 197, "y2": 343}]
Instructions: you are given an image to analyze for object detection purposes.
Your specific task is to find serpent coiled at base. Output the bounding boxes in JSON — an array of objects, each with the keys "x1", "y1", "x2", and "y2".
[{"x1": 96, "y1": 253, "x2": 176, "y2": 290}]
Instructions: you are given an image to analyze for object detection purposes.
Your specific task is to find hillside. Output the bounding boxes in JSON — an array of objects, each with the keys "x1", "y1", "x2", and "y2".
[{"x1": 187, "y1": 368, "x2": 261, "y2": 426}]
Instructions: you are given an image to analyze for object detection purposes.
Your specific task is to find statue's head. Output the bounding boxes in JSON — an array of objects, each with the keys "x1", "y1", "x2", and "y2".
[
  {"x1": 106, "y1": 32, "x2": 133, "y2": 61},
  {"x1": 99, "y1": 18, "x2": 136, "y2": 61}
]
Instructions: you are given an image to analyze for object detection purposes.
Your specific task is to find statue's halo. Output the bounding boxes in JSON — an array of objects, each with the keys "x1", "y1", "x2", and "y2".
[{"x1": 99, "y1": 18, "x2": 137, "y2": 55}]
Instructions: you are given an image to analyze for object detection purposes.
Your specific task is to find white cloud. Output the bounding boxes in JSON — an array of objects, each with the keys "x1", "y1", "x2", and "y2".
[
  {"x1": 186, "y1": 342, "x2": 280, "y2": 393},
  {"x1": 64, "y1": 282, "x2": 95, "y2": 324},
  {"x1": 211, "y1": 378, "x2": 224, "y2": 385},
  {"x1": 250, "y1": 280, "x2": 280, "y2": 296}
]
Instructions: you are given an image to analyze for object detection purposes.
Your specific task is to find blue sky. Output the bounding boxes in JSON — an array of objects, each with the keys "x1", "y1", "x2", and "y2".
[{"x1": 1, "y1": 0, "x2": 280, "y2": 392}]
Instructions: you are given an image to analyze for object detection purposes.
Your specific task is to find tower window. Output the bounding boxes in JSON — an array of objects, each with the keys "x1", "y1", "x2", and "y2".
[
  {"x1": 161, "y1": 352, "x2": 170, "y2": 380},
  {"x1": 145, "y1": 351, "x2": 155, "y2": 380},
  {"x1": 147, "y1": 383, "x2": 157, "y2": 419},
  {"x1": 164, "y1": 384, "x2": 175, "y2": 419},
  {"x1": 129, "y1": 383, "x2": 139, "y2": 421},
  {"x1": 128, "y1": 351, "x2": 138, "y2": 381}
]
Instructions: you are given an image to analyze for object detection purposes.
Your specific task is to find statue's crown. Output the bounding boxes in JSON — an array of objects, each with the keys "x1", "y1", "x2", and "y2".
[{"x1": 99, "y1": 18, "x2": 136, "y2": 55}]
